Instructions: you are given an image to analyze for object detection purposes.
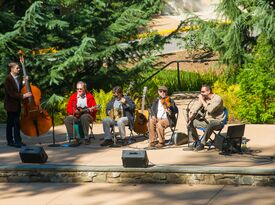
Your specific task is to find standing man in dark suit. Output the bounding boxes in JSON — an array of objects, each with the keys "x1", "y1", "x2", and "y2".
[{"x1": 4, "y1": 62, "x2": 32, "y2": 148}]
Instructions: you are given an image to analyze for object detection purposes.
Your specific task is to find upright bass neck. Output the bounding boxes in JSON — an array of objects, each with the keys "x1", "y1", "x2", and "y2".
[{"x1": 18, "y1": 50, "x2": 33, "y2": 103}]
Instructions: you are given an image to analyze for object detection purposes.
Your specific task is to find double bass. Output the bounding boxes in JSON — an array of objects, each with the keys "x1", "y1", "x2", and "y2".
[{"x1": 19, "y1": 50, "x2": 52, "y2": 137}]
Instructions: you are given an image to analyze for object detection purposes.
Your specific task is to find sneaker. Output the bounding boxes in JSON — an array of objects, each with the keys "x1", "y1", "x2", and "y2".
[
  {"x1": 100, "y1": 139, "x2": 114, "y2": 146},
  {"x1": 195, "y1": 143, "x2": 205, "y2": 151}
]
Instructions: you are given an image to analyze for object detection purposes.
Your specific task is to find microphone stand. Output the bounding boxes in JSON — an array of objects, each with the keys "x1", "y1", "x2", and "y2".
[
  {"x1": 183, "y1": 98, "x2": 196, "y2": 151},
  {"x1": 48, "y1": 102, "x2": 61, "y2": 147}
]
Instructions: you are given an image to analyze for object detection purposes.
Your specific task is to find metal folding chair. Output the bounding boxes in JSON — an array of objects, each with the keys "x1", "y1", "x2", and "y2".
[
  {"x1": 198, "y1": 107, "x2": 229, "y2": 150},
  {"x1": 110, "y1": 122, "x2": 134, "y2": 146}
]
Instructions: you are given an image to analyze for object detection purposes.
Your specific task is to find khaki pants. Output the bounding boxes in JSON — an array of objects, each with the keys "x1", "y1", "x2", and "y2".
[
  {"x1": 149, "y1": 118, "x2": 169, "y2": 144},
  {"x1": 64, "y1": 113, "x2": 92, "y2": 139}
]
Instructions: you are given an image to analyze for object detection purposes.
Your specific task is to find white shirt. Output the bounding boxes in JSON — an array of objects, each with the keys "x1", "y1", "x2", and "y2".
[
  {"x1": 11, "y1": 73, "x2": 20, "y2": 91},
  {"x1": 157, "y1": 100, "x2": 167, "y2": 119},
  {"x1": 77, "y1": 94, "x2": 87, "y2": 108}
]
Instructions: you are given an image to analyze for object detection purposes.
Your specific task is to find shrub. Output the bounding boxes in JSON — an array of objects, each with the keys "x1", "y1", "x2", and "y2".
[
  {"x1": 237, "y1": 36, "x2": 275, "y2": 123},
  {"x1": 92, "y1": 89, "x2": 113, "y2": 122},
  {"x1": 212, "y1": 79, "x2": 241, "y2": 122},
  {"x1": 0, "y1": 101, "x2": 7, "y2": 123}
]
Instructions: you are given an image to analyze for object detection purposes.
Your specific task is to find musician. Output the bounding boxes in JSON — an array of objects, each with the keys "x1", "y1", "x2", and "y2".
[
  {"x1": 101, "y1": 86, "x2": 135, "y2": 146},
  {"x1": 148, "y1": 85, "x2": 178, "y2": 148},
  {"x1": 64, "y1": 81, "x2": 97, "y2": 145},
  {"x1": 4, "y1": 62, "x2": 32, "y2": 148},
  {"x1": 187, "y1": 84, "x2": 225, "y2": 151}
]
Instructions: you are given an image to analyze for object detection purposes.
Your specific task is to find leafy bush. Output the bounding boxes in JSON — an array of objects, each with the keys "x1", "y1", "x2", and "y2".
[
  {"x1": 92, "y1": 89, "x2": 113, "y2": 122},
  {"x1": 138, "y1": 70, "x2": 218, "y2": 101},
  {"x1": 0, "y1": 101, "x2": 7, "y2": 123},
  {"x1": 236, "y1": 36, "x2": 275, "y2": 123},
  {"x1": 213, "y1": 79, "x2": 240, "y2": 122}
]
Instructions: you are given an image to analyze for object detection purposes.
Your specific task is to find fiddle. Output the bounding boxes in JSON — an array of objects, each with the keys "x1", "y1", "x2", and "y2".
[{"x1": 160, "y1": 96, "x2": 171, "y2": 109}]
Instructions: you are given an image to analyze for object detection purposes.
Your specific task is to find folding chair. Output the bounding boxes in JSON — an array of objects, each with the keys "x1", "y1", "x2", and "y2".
[
  {"x1": 89, "y1": 122, "x2": 96, "y2": 140},
  {"x1": 167, "y1": 111, "x2": 179, "y2": 145},
  {"x1": 110, "y1": 122, "x2": 134, "y2": 146},
  {"x1": 198, "y1": 107, "x2": 229, "y2": 150}
]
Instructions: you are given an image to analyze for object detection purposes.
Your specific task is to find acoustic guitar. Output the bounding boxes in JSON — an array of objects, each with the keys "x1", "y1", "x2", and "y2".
[{"x1": 133, "y1": 87, "x2": 149, "y2": 134}]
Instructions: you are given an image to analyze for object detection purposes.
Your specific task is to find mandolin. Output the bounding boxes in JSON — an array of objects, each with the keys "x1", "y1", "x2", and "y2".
[
  {"x1": 74, "y1": 104, "x2": 101, "y2": 119},
  {"x1": 133, "y1": 87, "x2": 149, "y2": 134}
]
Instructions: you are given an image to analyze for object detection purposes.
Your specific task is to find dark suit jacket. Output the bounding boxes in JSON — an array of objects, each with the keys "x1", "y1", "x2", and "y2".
[
  {"x1": 4, "y1": 73, "x2": 23, "y2": 112},
  {"x1": 106, "y1": 96, "x2": 135, "y2": 129}
]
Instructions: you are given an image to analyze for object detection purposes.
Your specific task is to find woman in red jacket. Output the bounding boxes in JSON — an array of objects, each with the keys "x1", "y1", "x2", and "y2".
[{"x1": 64, "y1": 81, "x2": 97, "y2": 145}]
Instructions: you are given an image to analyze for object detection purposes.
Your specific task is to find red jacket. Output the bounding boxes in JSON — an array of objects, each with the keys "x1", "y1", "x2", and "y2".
[{"x1": 67, "y1": 92, "x2": 97, "y2": 120}]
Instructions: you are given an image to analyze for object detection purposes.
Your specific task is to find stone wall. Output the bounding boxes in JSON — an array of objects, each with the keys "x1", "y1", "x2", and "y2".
[{"x1": 0, "y1": 164, "x2": 274, "y2": 186}]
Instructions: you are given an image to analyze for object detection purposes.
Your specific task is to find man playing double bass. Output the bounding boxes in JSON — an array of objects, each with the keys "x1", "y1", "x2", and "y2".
[
  {"x1": 148, "y1": 85, "x2": 178, "y2": 148},
  {"x1": 4, "y1": 62, "x2": 32, "y2": 148},
  {"x1": 64, "y1": 81, "x2": 97, "y2": 145}
]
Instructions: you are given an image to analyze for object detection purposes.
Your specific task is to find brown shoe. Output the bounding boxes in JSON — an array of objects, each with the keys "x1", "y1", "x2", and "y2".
[
  {"x1": 149, "y1": 141, "x2": 158, "y2": 147},
  {"x1": 155, "y1": 143, "x2": 165, "y2": 148},
  {"x1": 85, "y1": 138, "x2": 91, "y2": 145}
]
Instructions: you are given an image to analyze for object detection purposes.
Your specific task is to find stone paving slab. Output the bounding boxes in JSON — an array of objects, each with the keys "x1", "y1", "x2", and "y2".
[{"x1": 0, "y1": 183, "x2": 275, "y2": 205}]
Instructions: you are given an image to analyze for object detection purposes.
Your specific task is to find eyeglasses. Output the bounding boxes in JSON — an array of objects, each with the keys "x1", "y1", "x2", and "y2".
[
  {"x1": 77, "y1": 88, "x2": 83, "y2": 90},
  {"x1": 158, "y1": 90, "x2": 166, "y2": 93}
]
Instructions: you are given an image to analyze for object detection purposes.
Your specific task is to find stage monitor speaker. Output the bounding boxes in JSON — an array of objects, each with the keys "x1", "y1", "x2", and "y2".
[
  {"x1": 19, "y1": 146, "x2": 48, "y2": 163},
  {"x1": 122, "y1": 150, "x2": 149, "y2": 168}
]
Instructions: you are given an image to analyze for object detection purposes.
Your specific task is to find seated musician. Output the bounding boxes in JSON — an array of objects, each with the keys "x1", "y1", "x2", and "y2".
[
  {"x1": 148, "y1": 86, "x2": 178, "y2": 148},
  {"x1": 64, "y1": 81, "x2": 97, "y2": 145},
  {"x1": 187, "y1": 84, "x2": 226, "y2": 151},
  {"x1": 101, "y1": 86, "x2": 135, "y2": 146}
]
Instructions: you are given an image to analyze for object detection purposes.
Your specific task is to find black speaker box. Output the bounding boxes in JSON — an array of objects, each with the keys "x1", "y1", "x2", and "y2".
[
  {"x1": 122, "y1": 150, "x2": 149, "y2": 168},
  {"x1": 19, "y1": 146, "x2": 48, "y2": 163}
]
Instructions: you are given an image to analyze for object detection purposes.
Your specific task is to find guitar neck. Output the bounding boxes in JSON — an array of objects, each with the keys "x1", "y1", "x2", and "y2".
[{"x1": 141, "y1": 96, "x2": 145, "y2": 113}]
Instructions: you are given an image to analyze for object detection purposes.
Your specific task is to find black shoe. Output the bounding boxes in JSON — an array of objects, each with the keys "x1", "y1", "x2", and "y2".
[
  {"x1": 7, "y1": 142, "x2": 15, "y2": 147},
  {"x1": 85, "y1": 138, "x2": 91, "y2": 145},
  {"x1": 100, "y1": 139, "x2": 114, "y2": 146},
  {"x1": 14, "y1": 143, "x2": 22, "y2": 148},
  {"x1": 195, "y1": 143, "x2": 205, "y2": 151},
  {"x1": 20, "y1": 142, "x2": 26, "y2": 146},
  {"x1": 120, "y1": 139, "x2": 128, "y2": 146}
]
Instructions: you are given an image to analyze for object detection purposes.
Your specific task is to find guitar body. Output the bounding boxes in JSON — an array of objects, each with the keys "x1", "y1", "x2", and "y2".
[
  {"x1": 133, "y1": 87, "x2": 149, "y2": 134},
  {"x1": 133, "y1": 109, "x2": 149, "y2": 134}
]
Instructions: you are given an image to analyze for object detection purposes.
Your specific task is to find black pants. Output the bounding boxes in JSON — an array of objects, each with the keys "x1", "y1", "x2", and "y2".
[{"x1": 6, "y1": 111, "x2": 22, "y2": 145}]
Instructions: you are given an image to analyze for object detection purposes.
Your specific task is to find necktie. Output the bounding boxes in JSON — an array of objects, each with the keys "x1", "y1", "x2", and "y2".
[{"x1": 15, "y1": 76, "x2": 20, "y2": 91}]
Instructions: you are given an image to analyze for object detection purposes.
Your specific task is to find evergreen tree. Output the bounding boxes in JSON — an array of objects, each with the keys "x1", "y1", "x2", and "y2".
[
  {"x1": 0, "y1": 0, "x2": 167, "y2": 96},
  {"x1": 181, "y1": 0, "x2": 275, "y2": 76}
]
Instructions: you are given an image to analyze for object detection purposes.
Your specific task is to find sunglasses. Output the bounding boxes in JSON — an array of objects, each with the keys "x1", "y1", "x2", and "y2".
[
  {"x1": 158, "y1": 90, "x2": 166, "y2": 93},
  {"x1": 77, "y1": 88, "x2": 83, "y2": 90}
]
